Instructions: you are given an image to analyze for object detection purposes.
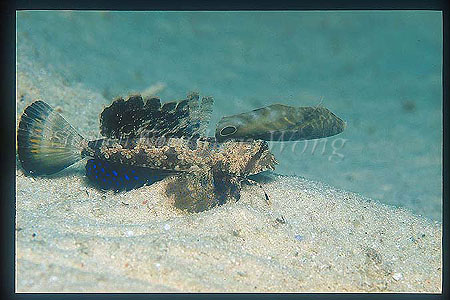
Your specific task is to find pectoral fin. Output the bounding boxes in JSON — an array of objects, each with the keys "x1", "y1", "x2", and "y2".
[{"x1": 165, "y1": 170, "x2": 241, "y2": 213}]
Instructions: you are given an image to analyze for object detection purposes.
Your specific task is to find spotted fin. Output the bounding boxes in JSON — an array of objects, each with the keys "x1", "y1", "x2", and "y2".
[
  {"x1": 17, "y1": 101, "x2": 86, "y2": 175},
  {"x1": 100, "y1": 92, "x2": 214, "y2": 140},
  {"x1": 85, "y1": 159, "x2": 171, "y2": 191}
]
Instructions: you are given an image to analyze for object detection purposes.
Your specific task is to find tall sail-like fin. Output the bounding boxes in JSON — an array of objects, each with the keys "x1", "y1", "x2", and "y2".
[{"x1": 99, "y1": 93, "x2": 214, "y2": 140}]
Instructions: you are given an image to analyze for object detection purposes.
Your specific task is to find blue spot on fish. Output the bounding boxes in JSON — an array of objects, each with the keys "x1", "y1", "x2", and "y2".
[
  {"x1": 294, "y1": 234, "x2": 304, "y2": 242},
  {"x1": 85, "y1": 159, "x2": 169, "y2": 192}
]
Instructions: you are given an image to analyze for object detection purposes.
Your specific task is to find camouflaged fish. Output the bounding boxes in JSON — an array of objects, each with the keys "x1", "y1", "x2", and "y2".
[
  {"x1": 17, "y1": 93, "x2": 277, "y2": 212},
  {"x1": 17, "y1": 92, "x2": 345, "y2": 212}
]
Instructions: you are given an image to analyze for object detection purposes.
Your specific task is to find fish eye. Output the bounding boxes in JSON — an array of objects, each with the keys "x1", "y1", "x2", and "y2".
[{"x1": 220, "y1": 125, "x2": 237, "y2": 136}]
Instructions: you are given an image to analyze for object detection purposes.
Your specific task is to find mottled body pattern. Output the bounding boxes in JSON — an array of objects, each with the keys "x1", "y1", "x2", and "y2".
[
  {"x1": 17, "y1": 93, "x2": 346, "y2": 212},
  {"x1": 93, "y1": 94, "x2": 277, "y2": 211},
  {"x1": 82, "y1": 136, "x2": 276, "y2": 212},
  {"x1": 17, "y1": 93, "x2": 279, "y2": 212},
  {"x1": 83, "y1": 136, "x2": 276, "y2": 176}
]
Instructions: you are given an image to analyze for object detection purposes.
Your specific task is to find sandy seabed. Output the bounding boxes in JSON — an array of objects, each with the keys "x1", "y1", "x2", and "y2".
[
  {"x1": 15, "y1": 60, "x2": 442, "y2": 294},
  {"x1": 16, "y1": 167, "x2": 441, "y2": 293},
  {"x1": 15, "y1": 14, "x2": 442, "y2": 291}
]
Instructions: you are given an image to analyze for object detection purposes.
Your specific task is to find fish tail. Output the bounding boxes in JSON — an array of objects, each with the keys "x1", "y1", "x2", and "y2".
[{"x1": 17, "y1": 101, "x2": 87, "y2": 175}]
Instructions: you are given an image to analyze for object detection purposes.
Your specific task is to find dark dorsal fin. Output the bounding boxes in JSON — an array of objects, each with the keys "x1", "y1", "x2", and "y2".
[{"x1": 100, "y1": 92, "x2": 214, "y2": 139}]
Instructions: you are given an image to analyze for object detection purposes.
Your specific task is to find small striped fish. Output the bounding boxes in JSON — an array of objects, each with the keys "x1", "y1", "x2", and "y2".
[{"x1": 215, "y1": 103, "x2": 346, "y2": 142}]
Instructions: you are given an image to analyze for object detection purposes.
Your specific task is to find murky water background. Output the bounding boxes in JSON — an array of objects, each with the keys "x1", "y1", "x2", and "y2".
[{"x1": 17, "y1": 11, "x2": 442, "y2": 220}]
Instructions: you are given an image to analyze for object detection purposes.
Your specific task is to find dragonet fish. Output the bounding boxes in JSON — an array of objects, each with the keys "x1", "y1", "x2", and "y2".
[{"x1": 17, "y1": 93, "x2": 345, "y2": 212}]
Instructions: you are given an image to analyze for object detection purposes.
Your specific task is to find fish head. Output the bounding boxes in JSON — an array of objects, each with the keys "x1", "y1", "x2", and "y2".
[
  {"x1": 215, "y1": 115, "x2": 254, "y2": 142},
  {"x1": 215, "y1": 104, "x2": 346, "y2": 142},
  {"x1": 215, "y1": 105, "x2": 282, "y2": 142}
]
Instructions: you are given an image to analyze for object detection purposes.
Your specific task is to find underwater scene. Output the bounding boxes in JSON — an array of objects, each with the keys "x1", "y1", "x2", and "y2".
[{"x1": 16, "y1": 11, "x2": 442, "y2": 292}]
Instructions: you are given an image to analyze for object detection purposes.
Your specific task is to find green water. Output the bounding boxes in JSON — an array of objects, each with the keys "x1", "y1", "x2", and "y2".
[{"x1": 16, "y1": 11, "x2": 442, "y2": 220}]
